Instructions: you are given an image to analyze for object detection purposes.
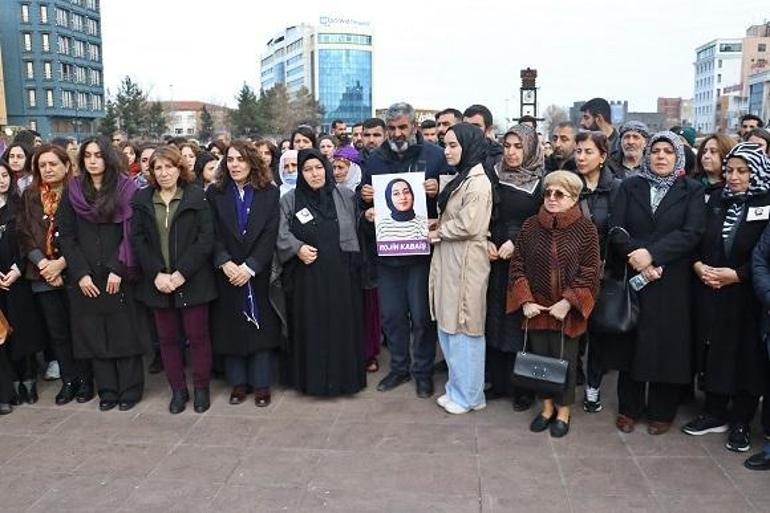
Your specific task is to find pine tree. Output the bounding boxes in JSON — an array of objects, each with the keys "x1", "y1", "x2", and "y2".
[
  {"x1": 114, "y1": 76, "x2": 148, "y2": 138},
  {"x1": 199, "y1": 105, "x2": 214, "y2": 142},
  {"x1": 229, "y1": 83, "x2": 264, "y2": 137},
  {"x1": 144, "y1": 101, "x2": 168, "y2": 140},
  {"x1": 98, "y1": 98, "x2": 118, "y2": 137}
]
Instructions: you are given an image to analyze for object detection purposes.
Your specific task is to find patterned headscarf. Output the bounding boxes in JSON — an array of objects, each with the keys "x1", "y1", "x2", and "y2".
[
  {"x1": 496, "y1": 124, "x2": 544, "y2": 189},
  {"x1": 619, "y1": 120, "x2": 650, "y2": 140},
  {"x1": 638, "y1": 131, "x2": 686, "y2": 212},
  {"x1": 720, "y1": 142, "x2": 770, "y2": 240}
]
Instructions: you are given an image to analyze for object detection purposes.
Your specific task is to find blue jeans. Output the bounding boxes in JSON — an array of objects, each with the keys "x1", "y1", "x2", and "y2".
[
  {"x1": 224, "y1": 351, "x2": 272, "y2": 389},
  {"x1": 377, "y1": 263, "x2": 435, "y2": 379},
  {"x1": 438, "y1": 329, "x2": 486, "y2": 409}
]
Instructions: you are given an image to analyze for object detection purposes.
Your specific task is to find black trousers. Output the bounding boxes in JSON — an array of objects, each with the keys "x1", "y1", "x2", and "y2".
[
  {"x1": 705, "y1": 390, "x2": 770, "y2": 429},
  {"x1": 92, "y1": 356, "x2": 144, "y2": 402},
  {"x1": 0, "y1": 349, "x2": 13, "y2": 403},
  {"x1": 225, "y1": 351, "x2": 271, "y2": 389},
  {"x1": 35, "y1": 290, "x2": 90, "y2": 383},
  {"x1": 618, "y1": 371, "x2": 680, "y2": 422},
  {"x1": 486, "y1": 346, "x2": 534, "y2": 401}
]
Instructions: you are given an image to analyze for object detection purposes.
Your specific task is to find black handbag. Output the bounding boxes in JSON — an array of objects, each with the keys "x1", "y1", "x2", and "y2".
[
  {"x1": 588, "y1": 227, "x2": 639, "y2": 334},
  {"x1": 511, "y1": 321, "x2": 569, "y2": 395}
]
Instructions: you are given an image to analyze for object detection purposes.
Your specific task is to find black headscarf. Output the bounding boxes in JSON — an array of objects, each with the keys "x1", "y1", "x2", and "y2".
[
  {"x1": 384, "y1": 178, "x2": 416, "y2": 221},
  {"x1": 295, "y1": 148, "x2": 337, "y2": 220},
  {"x1": 437, "y1": 122, "x2": 499, "y2": 214}
]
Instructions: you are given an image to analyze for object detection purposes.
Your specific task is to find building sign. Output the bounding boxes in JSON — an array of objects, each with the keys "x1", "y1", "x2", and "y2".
[{"x1": 319, "y1": 16, "x2": 370, "y2": 28}]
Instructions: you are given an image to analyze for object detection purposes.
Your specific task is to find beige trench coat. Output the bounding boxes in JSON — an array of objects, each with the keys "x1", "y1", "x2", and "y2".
[{"x1": 429, "y1": 164, "x2": 493, "y2": 337}]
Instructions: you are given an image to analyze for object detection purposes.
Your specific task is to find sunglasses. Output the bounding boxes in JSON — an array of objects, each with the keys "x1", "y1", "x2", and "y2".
[{"x1": 544, "y1": 188, "x2": 571, "y2": 200}]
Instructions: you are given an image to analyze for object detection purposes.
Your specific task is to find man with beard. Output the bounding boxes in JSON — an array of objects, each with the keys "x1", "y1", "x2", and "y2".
[
  {"x1": 359, "y1": 117, "x2": 386, "y2": 163},
  {"x1": 739, "y1": 114, "x2": 764, "y2": 141},
  {"x1": 435, "y1": 108, "x2": 462, "y2": 146},
  {"x1": 463, "y1": 104, "x2": 503, "y2": 167},
  {"x1": 351, "y1": 122, "x2": 364, "y2": 151},
  {"x1": 546, "y1": 121, "x2": 578, "y2": 172},
  {"x1": 616, "y1": 120, "x2": 649, "y2": 178},
  {"x1": 358, "y1": 102, "x2": 448, "y2": 398},
  {"x1": 331, "y1": 119, "x2": 350, "y2": 146},
  {"x1": 579, "y1": 98, "x2": 621, "y2": 163}
]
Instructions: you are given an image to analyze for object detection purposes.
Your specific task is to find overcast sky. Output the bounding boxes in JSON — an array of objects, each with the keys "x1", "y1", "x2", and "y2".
[{"x1": 102, "y1": 0, "x2": 769, "y2": 125}]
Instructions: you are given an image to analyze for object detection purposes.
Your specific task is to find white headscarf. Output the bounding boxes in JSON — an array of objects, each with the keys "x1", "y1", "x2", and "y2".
[{"x1": 278, "y1": 150, "x2": 298, "y2": 197}]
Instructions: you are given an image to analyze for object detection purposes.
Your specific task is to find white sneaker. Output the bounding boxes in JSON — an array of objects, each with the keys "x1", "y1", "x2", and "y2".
[
  {"x1": 443, "y1": 399, "x2": 487, "y2": 415},
  {"x1": 437, "y1": 394, "x2": 450, "y2": 408},
  {"x1": 44, "y1": 361, "x2": 60, "y2": 381}
]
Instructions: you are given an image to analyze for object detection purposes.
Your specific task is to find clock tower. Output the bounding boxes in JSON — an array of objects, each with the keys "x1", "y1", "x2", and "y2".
[{"x1": 519, "y1": 68, "x2": 539, "y2": 120}]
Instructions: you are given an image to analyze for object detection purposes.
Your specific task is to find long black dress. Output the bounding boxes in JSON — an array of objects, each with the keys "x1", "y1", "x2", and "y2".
[
  {"x1": 485, "y1": 179, "x2": 541, "y2": 396},
  {"x1": 0, "y1": 199, "x2": 45, "y2": 404}
]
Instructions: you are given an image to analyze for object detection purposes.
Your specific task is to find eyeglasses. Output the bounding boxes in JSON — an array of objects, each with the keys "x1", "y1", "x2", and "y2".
[{"x1": 544, "y1": 188, "x2": 571, "y2": 200}]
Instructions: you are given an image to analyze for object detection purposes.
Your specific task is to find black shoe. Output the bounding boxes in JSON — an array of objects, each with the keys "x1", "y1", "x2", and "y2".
[
  {"x1": 512, "y1": 392, "x2": 534, "y2": 412},
  {"x1": 76, "y1": 378, "x2": 95, "y2": 403},
  {"x1": 376, "y1": 372, "x2": 410, "y2": 392},
  {"x1": 169, "y1": 389, "x2": 189, "y2": 414},
  {"x1": 193, "y1": 387, "x2": 210, "y2": 413},
  {"x1": 10, "y1": 382, "x2": 20, "y2": 406},
  {"x1": 55, "y1": 381, "x2": 79, "y2": 405},
  {"x1": 148, "y1": 351, "x2": 164, "y2": 374},
  {"x1": 681, "y1": 414, "x2": 729, "y2": 436},
  {"x1": 415, "y1": 378, "x2": 434, "y2": 398},
  {"x1": 23, "y1": 381, "x2": 38, "y2": 404},
  {"x1": 0, "y1": 403, "x2": 12, "y2": 415},
  {"x1": 16, "y1": 382, "x2": 29, "y2": 405},
  {"x1": 550, "y1": 418, "x2": 570, "y2": 438},
  {"x1": 744, "y1": 450, "x2": 770, "y2": 471},
  {"x1": 530, "y1": 412, "x2": 555, "y2": 433},
  {"x1": 118, "y1": 400, "x2": 137, "y2": 411},
  {"x1": 99, "y1": 399, "x2": 117, "y2": 411},
  {"x1": 726, "y1": 424, "x2": 751, "y2": 452}
]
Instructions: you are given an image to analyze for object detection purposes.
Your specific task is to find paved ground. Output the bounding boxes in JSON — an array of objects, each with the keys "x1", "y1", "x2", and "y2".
[{"x1": 0, "y1": 354, "x2": 768, "y2": 513}]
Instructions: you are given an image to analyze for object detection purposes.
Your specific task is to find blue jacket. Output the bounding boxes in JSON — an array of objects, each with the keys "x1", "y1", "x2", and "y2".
[{"x1": 752, "y1": 222, "x2": 770, "y2": 335}]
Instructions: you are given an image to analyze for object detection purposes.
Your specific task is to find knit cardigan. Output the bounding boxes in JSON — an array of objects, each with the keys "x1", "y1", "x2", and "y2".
[{"x1": 506, "y1": 204, "x2": 601, "y2": 338}]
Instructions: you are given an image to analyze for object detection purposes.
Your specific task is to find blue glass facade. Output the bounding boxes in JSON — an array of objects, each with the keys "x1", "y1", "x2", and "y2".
[
  {"x1": 749, "y1": 82, "x2": 765, "y2": 117},
  {"x1": 318, "y1": 49, "x2": 372, "y2": 128}
]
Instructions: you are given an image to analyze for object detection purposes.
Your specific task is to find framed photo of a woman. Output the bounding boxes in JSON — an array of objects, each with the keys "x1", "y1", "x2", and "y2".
[{"x1": 372, "y1": 173, "x2": 430, "y2": 256}]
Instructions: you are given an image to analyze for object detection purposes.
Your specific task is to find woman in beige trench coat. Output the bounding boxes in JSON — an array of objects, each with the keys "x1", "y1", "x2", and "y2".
[{"x1": 429, "y1": 123, "x2": 494, "y2": 414}]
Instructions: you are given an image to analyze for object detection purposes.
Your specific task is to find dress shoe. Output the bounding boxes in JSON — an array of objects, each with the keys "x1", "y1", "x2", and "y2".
[
  {"x1": 169, "y1": 388, "x2": 189, "y2": 414},
  {"x1": 512, "y1": 392, "x2": 534, "y2": 412},
  {"x1": 55, "y1": 380, "x2": 79, "y2": 405},
  {"x1": 647, "y1": 421, "x2": 672, "y2": 435},
  {"x1": 616, "y1": 414, "x2": 636, "y2": 433},
  {"x1": 415, "y1": 377, "x2": 434, "y2": 398},
  {"x1": 99, "y1": 399, "x2": 117, "y2": 411},
  {"x1": 744, "y1": 449, "x2": 770, "y2": 471},
  {"x1": 0, "y1": 403, "x2": 12, "y2": 415},
  {"x1": 530, "y1": 412, "x2": 556, "y2": 433},
  {"x1": 148, "y1": 351, "x2": 164, "y2": 374},
  {"x1": 254, "y1": 387, "x2": 271, "y2": 408},
  {"x1": 229, "y1": 385, "x2": 249, "y2": 405},
  {"x1": 76, "y1": 378, "x2": 95, "y2": 403},
  {"x1": 550, "y1": 417, "x2": 570, "y2": 438},
  {"x1": 376, "y1": 371, "x2": 410, "y2": 392},
  {"x1": 193, "y1": 387, "x2": 210, "y2": 413},
  {"x1": 118, "y1": 400, "x2": 137, "y2": 411},
  {"x1": 23, "y1": 381, "x2": 38, "y2": 404}
]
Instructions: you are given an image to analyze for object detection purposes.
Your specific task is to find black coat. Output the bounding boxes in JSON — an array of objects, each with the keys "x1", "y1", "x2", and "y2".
[
  {"x1": 0, "y1": 200, "x2": 44, "y2": 360},
  {"x1": 579, "y1": 166, "x2": 621, "y2": 254},
  {"x1": 207, "y1": 184, "x2": 282, "y2": 355},
  {"x1": 57, "y1": 192, "x2": 150, "y2": 359},
  {"x1": 485, "y1": 180, "x2": 542, "y2": 352},
  {"x1": 607, "y1": 175, "x2": 706, "y2": 384},
  {"x1": 130, "y1": 184, "x2": 217, "y2": 309},
  {"x1": 694, "y1": 190, "x2": 770, "y2": 395}
]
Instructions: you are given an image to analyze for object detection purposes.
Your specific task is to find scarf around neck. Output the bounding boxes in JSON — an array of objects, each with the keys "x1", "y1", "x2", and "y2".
[
  {"x1": 229, "y1": 181, "x2": 260, "y2": 328},
  {"x1": 40, "y1": 183, "x2": 62, "y2": 259},
  {"x1": 721, "y1": 142, "x2": 770, "y2": 240},
  {"x1": 497, "y1": 124, "x2": 544, "y2": 190},
  {"x1": 638, "y1": 131, "x2": 685, "y2": 212}
]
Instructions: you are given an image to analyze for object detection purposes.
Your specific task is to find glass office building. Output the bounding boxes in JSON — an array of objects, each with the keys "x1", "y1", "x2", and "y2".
[{"x1": 317, "y1": 48, "x2": 372, "y2": 127}]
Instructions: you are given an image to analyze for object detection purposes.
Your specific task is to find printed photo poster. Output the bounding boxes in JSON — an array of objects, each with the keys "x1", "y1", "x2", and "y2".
[{"x1": 372, "y1": 172, "x2": 431, "y2": 256}]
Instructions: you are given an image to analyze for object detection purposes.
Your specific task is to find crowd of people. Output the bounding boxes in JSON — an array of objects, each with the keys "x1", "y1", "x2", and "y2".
[{"x1": 2, "y1": 99, "x2": 770, "y2": 472}]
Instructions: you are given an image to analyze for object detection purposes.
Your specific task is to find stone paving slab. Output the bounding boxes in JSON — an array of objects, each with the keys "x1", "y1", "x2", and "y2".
[{"x1": 0, "y1": 353, "x2": 767, "y2": 513}]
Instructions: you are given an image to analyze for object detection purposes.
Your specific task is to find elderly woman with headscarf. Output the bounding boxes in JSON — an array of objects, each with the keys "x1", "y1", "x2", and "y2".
[
  {"x1": 331, "y1": 146, "x2": 363, "y2": 192},
  {"x1": 681, "y1": 143, "x2": 770, "y2": 453},
  {"x1": 278, "y1": 150, "x2": 298, "y2": 197},
  {"x1": 276, "y1": 148, "x2": 365, "y2": 396},
  {"x1": 484, "y1": 124, "x2": 543, "y2": 411},
  {"x1": 608, "y1": 131, "x2": 706, "y2": 435},
  {"x1": 428, "y1": 123, "x2": 494, "y2": 414}
]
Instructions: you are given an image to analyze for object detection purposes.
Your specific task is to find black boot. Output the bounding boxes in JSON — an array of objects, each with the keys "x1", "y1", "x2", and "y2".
[
  {"x1": 23, "y1": 380, "x2": 38, "y2": 404},
  {"x1": 76, "y1": 378, "x2": 95, "y2": 403},
  {"x1": 169, "y1": 388, "x2": 189, "y2": 414},
  {"x1": 193, "y1": 387, "x2": 210, "y2": 413},
  {"x1": 55, "y1": 380, "x2": 79, "y2": 405},
  {"x1": 12, "y1": 381, "x2": 24, "y2": 406}
]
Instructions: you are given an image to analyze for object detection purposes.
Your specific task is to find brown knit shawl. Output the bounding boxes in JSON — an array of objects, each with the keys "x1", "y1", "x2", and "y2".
[{"x1": 506, "y1": 204, "x2": 601, "y2": 338}]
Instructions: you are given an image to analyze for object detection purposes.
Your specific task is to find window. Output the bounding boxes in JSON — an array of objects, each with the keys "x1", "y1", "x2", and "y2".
[
  {"x1": 760, "y1": 44, "x2": 767, "y2": 52},
  {"x1": 40, "y1": 5, "x2": 48, "y2": 23},
  {"x1": 40, "y1": 33, "x2": 49, "y2": 52},
  {"x1": 90, "y1": 68, "x2": 101, "y2": 85},
  {"x1": 718, "y1": 59, "x2": 722, "y2": 68},
  {"x1": 55, "y1": 7, "x2": 68, "y2": 27},
  {"x1": 25, "y1": 62, "x2": 34, "y2": 79},
  {"x1": 85, "y1": 0, "x2": 99, "y2": 10},
  {"x1": 44, "y1": 61, "x2": 52, "y2": 79},
  {"x1": 317, "y1": 33, "x2": 372, "y2": 46},
  {"x1": 46, "y1": 89, "x2": 54, "y2": 107},
  {"x1": 717, "y1": 74, "x2": 721, "y2": 84},
  {"x1": 73, "y1": 39, "x2": 85, "y2": 58},
  {"x1": 57, "y1": 35, "x2": 69, "y2": 55},
  {"x1": 286, "y1": 39, "x2": 303, "y2": 53},
  {"x1": 21, "y1": 4, "x2": 29, "y2": 22},
  {"x1": 719, "y1": 42, "x2": 742, "y2": 53},
  {"x1": 60, "y1": 63, "x2": 73, "y2": 81},
  {"x1": 75, "y1": 66, "x2": 86, "y2": 83},
  {"x1": 91, "y1": 93, "x2": 102, "y2": 111},
  {"x1": 88, "y1": 43, "x2": 100, "y2": 61},
  {"x1": 174, "y1": 128, "x2": 184, "y2": 135},
  {"x1": 29, "y1": 120, "x2": 37, "y2": 131},
  {"x1": 71, "y1": 13, "x2": 83, "y2": 32},
  {"x1": 23, "y1": 33, "x2": 32, "y2": 51},
  {"x1": 61, "y1": 90, "x2": 74, "y2": 109},
  {"x1": 28, "y1": 89, "x2": 37, "y2": 107},
  {"x1": 85, "y1": 18, "x2": 98, "y2": 36},
  {"x1": 77, "y1": 92, "x2": 88, "y2": 109}
]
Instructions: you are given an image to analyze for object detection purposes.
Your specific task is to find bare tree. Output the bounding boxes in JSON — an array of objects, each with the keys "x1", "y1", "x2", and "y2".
[{"x1": 542, "y1": 104, "x2": 569, "y2": 136}]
